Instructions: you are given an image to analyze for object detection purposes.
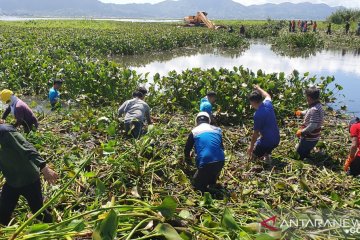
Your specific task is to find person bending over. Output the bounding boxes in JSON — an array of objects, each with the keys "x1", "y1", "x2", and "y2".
[
  {"x1": 184, "y1": 112, "x2": 225, "y2": 192},
  {"x1": 344, "y1": 117, "x2": 360, "y2": 176},
  {"x1": 118, "y1": 90, "x2": 151, "y2": 139},
  {"x1": 295, "y1": 87, "x2": 325, "y2": 159},
  {"x1": 0, "y1": 89, "x2": 38, "y2": 133},
  {"x1": 247, "y1": 85, "x2": 280, "y2": 163}
]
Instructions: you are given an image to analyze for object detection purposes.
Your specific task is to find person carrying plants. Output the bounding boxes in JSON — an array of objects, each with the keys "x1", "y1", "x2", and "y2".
[
  {"x1": 184, "y1": 112, "x2": 225, "y2": 192},
  {"x1": 0, "y1": 89, "x2": 38, "y2": 133},
  {"x1": 200, "y1": 91, "x2": 217, "y2": 122},
  {"x1": 48, "y1": 78, "x2": 63, "y2": 111},
  {"x1": 295, "y1": 86, "x2": 325, "y2": 159},
  {"x1": 344, "y1": 117, "x2": 360, "y2": 176},
  {"x1": 0, "y1": 122, "x2": 58, "y2": 226},
  {"x1": 247, "y1": 85, "x2": 280, "y2": 163},
  {"x1": 118, "y1": 89, "x2": 151, "y2": 139}
]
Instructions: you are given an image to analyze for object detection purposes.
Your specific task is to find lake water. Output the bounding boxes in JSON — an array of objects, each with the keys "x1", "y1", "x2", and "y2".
[{"x1": 122, "y1": 43, "x2": 360, "y2": 114}]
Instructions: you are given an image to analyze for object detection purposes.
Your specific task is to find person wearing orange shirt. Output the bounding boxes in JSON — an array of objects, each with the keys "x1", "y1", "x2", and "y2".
[{"x1": 344, "y1": 117, "x2": 360, "y2": 176}]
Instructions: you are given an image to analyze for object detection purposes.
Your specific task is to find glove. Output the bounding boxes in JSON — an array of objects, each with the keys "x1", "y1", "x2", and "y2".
[
  {"x1": 295, "y1": 110, "x2": 302, "y2": 117},
  {"x1": 344, "y1": 156, "x2": 355, "y2": 172},
  {"x1": 296, "y1": 129, "x2": 302, "y2": 138}
]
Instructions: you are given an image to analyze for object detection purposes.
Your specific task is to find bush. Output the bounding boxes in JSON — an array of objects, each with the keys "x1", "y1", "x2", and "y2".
[
  {"x1": 327, "y1": 9, "x2": 360, "y2": 24},
  {"x1": 148, "y1": 66, "x2": 338, "y2": 125}
]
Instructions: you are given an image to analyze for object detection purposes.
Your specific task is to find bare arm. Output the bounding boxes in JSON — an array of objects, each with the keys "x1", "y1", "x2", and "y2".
[
  {"x1": 350, "y1": 137, "x2": 358, "y2": 159},
  {"x1": 254, "y1": 85, "x2": 271, "y2": 100},
  {"x1": 248, "y1": 130, "x2": 260, "y2": 157},
  {"x1": 250, "y1": 131, "x2": 260, "y2": 150}
]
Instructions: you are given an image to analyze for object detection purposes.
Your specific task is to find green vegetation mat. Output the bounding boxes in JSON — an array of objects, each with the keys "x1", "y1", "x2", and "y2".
[{"x1": 0, "y1": 20, "x2": 359, "y2": 239}]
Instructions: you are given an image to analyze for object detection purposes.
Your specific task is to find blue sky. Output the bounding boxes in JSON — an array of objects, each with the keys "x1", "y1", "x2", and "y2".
[{"x1": 99, "y1": 0, "x2": 360, "y2": 8}]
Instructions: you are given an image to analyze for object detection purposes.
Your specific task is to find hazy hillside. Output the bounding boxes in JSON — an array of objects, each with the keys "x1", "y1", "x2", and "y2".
[{"x1": 0, "y1": 0, "x2": 343, "y2": 20}]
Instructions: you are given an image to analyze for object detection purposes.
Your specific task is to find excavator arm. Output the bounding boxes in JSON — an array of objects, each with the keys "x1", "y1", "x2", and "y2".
[{"x1": 197, "y1": 12, "x2": 215, "y2": 29}]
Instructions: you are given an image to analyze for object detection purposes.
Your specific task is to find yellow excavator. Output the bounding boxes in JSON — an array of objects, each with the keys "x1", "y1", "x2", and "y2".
[{"x1": 184, "y1": 11, "x2": 216, "y2": 29}]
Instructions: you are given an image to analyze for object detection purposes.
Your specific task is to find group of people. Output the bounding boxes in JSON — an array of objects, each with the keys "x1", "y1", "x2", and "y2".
[
  {"x1": 0, "y1": 79, "x2": 63, "y2": 226},
  {"x1": 289, "y1": 20, "x2": 317, "y2": 33},
  {"x1": 289, "y1": 20, "x2": 360, "y2": 36},
  {"x1": 228, "y1": 25, "x2": 246, "y2": 35},
  {"x1": 328, "y1": 21, "x2": 360, "y2": 36},
  {"x1": 0, "y1": 79, "x2": 359, "y2": 225},
  {"x1": 91, "y1": 84, "x2": 327, "y2": 193}
]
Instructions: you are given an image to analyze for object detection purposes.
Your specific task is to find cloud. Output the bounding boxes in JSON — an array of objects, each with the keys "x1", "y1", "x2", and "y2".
[{"x1": 99, "y1": 0, "x2": 360, "y2": 8}]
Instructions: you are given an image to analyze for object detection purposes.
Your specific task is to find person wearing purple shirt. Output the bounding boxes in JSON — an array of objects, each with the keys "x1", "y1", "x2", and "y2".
[{"x1": 0, "y1": 90, "x2": 38, "y2": 133}]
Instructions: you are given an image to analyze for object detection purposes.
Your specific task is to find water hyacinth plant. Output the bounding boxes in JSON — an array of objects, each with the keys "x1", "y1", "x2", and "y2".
[{"x1": 0, "y1": 20, "x2": 358, "y2": 240}]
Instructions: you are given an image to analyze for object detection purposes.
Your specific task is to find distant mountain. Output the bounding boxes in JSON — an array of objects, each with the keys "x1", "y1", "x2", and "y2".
[{"x1": 0, "y1": 0, "x2": 343, "y2": 20}]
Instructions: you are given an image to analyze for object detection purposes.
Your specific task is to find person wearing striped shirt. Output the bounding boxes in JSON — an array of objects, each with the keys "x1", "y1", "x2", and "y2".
[{"x1": 295, "y1": 87, "x2": 325, "y2": 159}]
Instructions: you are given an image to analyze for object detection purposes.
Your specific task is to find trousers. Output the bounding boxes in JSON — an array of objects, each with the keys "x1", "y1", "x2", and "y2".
[
  {"x1": 193, "y1": 161, "x2": 224, "y2": 192},
  {"x1": 0, "y1": 179, "x2": 52, "y2": 225}
]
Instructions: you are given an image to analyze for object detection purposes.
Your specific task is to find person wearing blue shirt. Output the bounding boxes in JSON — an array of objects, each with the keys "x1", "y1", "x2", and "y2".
[
  {"x1": 200, "y1": 91, "x2": 216, "y2": 123},
  {"x1": 200, "y1": 91, "x2": 216, "y2": 115},
  {"x1": 184, "y1": 112, "x2": 225, "y2": 192},
  {"x1": 48, "y1": 79, "x2": 63, "y2": 110},
  {"x1": 247, "y1": 85, "x2": 280, "y2": 163}
]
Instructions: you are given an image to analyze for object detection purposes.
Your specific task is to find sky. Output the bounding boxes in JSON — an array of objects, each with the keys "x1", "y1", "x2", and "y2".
[{"x1": 99, "y1": 0, "x2": 360, "y2": 8}]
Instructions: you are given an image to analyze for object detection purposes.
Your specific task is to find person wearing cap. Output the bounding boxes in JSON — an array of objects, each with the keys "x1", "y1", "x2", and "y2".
[
  {"x1": 48, "y1": 79, "x2": 63, "y2": 110},
  {"x1": 118, "y1": 89, "x2": 152, "y2": 139},
  {"x1": 295, "y1": 86, "x2": 325, "y2": 159},
  {"x1": 200, "y1": 91, "x2": 217, "y2": 123},
  {"x1": 0, "y1": 122, "x2": 58, "y2": 226},
  {"x1": 344, "y1": 117, "x2": 360, "y2": 176},
  {"x1": 0, "y1": 89, "x2": 39, "y2": 133},
  {"x1": 184, "y1": 112, "x2": 225, "y2": 192},
  {"x1": 247, "y1": 85, "x2": 280, "y2": 163}
]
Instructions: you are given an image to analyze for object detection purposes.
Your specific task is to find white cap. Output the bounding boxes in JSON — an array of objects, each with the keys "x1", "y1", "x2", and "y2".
[{"x1": 196, "y1": 112, "x2": 211, "y2": 123}]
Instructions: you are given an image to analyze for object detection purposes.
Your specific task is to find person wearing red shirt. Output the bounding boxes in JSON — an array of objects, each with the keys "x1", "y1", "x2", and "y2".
[{"x1": 344, "y1": 117, "x2": 360, "y2": 176}]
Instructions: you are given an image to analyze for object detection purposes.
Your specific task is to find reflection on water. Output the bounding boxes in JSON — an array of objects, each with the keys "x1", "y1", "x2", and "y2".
[
  {"x1": 121, "y1": 43, "x2": 360, "y2": 113},
  {"x1": 116, "y1": 46, "x2": 247, "y2": 68}
]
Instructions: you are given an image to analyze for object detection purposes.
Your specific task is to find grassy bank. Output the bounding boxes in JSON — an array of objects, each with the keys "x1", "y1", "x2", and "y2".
[{"x1": 217, "y1": 20, "x2": 360, "y2": 50}]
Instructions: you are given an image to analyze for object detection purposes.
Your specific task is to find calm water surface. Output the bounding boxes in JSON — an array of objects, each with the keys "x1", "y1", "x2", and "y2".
[{"x1": 122, "y1": 43, "x2": 360, "y2": 114}]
